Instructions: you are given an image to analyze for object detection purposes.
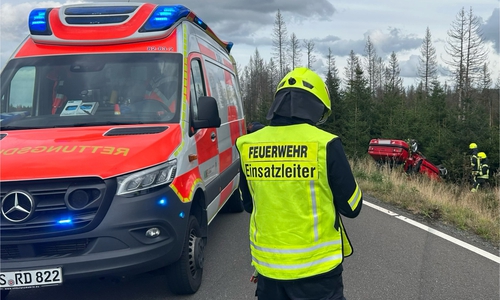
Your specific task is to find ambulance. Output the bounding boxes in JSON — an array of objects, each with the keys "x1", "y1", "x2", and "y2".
[{"x1": 0, "y1": 2, "x2": 246, "y2": 297}]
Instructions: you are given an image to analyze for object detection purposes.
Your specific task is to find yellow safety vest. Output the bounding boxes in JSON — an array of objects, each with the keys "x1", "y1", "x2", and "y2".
[
  {"x1": 478, "y1": 160, "x2": 489, "y2": 179},
  {"x1": 236, "y1": 124, "x2": 353, "y2": 280}
]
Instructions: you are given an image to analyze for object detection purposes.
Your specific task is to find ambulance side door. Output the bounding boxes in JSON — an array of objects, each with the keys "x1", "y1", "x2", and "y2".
[{"x1": 190, "y1": 58, "x2": 220, "y2": 187}]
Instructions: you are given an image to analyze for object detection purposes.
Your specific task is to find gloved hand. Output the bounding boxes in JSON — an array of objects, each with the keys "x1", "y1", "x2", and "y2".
[{"x1": 250, "y1": 269, "x2": 258, "y2": 283}]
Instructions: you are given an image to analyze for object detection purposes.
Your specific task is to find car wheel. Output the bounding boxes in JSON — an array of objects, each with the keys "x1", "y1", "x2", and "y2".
[
  {"x1": 166, "y1": 215, "x2": 204, "y2": 294},
  {"x1": 222, "y1": 190, "x2": 244, "y2": 213}
]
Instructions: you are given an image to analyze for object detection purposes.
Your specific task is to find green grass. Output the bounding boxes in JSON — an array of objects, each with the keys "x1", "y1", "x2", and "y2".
[{"x1": 351, "y1": 156, "x2": 500, "y2": 246}]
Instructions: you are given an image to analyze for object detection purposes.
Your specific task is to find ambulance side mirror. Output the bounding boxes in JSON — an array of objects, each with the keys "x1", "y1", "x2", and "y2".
[{"x1": 192, "y1": 96, "x2": 221, "y2": 129}]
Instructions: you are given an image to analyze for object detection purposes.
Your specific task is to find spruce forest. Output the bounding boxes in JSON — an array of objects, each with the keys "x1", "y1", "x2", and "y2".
[{"x1": 238, "y1": 7, "x2": 500, "y2": 187}]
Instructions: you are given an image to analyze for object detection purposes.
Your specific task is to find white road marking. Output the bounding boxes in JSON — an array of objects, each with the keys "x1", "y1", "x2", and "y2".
[{"x1": 364, "y1": 201, "x2": 500, "y2": 264}]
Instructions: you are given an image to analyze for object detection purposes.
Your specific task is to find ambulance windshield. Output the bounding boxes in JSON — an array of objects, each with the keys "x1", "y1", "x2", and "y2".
[{"x1": 0, "y1": 53, "x2": 182, "y2": 129}]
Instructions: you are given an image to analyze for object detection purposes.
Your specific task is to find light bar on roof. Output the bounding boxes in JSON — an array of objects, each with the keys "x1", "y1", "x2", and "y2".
[
  {"x1": 29, "y1": 8, "x2": 52, "y2": 35},
  {"x1": 26, "y1": 3, "x2": 235, "y2": 53},
  {"x1": 140, "y1": 5, "x2": 190, "y2": 32}
]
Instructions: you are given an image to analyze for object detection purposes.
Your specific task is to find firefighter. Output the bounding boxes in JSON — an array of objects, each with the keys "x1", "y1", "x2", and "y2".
[
  {"x1": 469, "y1": 143, "x2": 479, "y2": 173},
  {"x1": 471, "y1": 152, "x2": 489, "y2": 192},
  {"x1": 469, "y1": 143, "x2": 480, "y2": 189},
  {"x1": 236, "y1": 67, "x2": 363, "y2": 300}
]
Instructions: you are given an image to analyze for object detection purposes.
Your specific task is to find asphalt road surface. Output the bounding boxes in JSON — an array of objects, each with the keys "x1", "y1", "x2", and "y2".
[{"x1": 5, "y1": 195, "x2": 500, "y2": 300}]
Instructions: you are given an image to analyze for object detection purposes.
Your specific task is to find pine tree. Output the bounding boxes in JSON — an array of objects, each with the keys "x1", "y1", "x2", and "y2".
[
  {"x1": 289, "y1": 33, "x2": 302, "y2": 70},
  {"x1": 364, "y1": 36, "x2": 378, "y2": 96},
  {"x1": 272, "y1": 10, "x2": 289, "y2": 78},
  {"x1": 342, "y1": 52, "x2": 372, "y2": 156},
  {"x1": 444, "y1": 6, "x2": 489, "y2": 112},
  {"x1": 303, "y1": 39, "x2": 316, "y2": 70},
  {"x1": 320, "y1": 48, "x2": 342, "y2": 135},
  {"x1": 385, "y1": 52, "x2": 404, "y2": 95},
  {"x1": 417, "y1": 27, "x2": 438, "y2": 96},
  {"x1": 344, "y1": 50, "x2": 358, "y2": 92}
]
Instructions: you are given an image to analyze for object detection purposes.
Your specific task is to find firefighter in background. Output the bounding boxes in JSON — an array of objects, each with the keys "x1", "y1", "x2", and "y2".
[
  {"x1": 469, "y1": 143, "x2": 480, "y2": 175},
  {"x1": 469, "y1": 143, "x2": 480, "y2": 189},
  {"x1": 236, "y1": 67, "x2": 363, "y2": 300},
  {"x1": 471, "y1": 152, "x2": 489, "y2": 192},
  {"x1": 247, "y1": 121, "x2": 265, "y2": 133}
]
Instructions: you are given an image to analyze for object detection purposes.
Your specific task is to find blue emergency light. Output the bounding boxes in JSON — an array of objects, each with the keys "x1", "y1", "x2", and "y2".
[
  {"x1": 193, "y1": 16, "x2": 207, "y2": 30},
  {"x1": 141, "y1": 5, "x2": 190, "y2": 32},
  {"x1": 28, "y1": 8, "x2": 52, "y2": 35},
  {"x1": 57, "y1": 218, "x2": 73, "y2": 225},
  {"x1": 158, "y1": 198, "x2": 167, "y2": 206},
  {"x1": 226, "y1": 42, "x2": 234, "y2": 53}
]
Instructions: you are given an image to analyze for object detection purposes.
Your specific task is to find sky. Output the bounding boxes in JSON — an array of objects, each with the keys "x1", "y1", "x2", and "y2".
[{"x1": 0, "y1": 0, "x2": 499, "y2": 88}]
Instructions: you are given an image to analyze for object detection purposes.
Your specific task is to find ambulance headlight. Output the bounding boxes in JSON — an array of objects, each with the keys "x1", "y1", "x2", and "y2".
[{"x1": 116, "y1": 160, "x2": 177, "y2": 195}]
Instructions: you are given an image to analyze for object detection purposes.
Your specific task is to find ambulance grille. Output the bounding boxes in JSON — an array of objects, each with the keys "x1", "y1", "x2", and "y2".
[
  {"x1": 63, "y1": 5, "x2": 138, "y2": 25},
  {"x1": 66, "y1": 16, "x2": 129, "y2": 25},
  {"x1": 1, "y1": 239, "x2": 92, "y2": 259},
  {"x1": 104, "y1": 126, "x2": 169, "y2": 136},
  {"x1": 0, "y1": 177, "x2": 114, "y2": 238}
]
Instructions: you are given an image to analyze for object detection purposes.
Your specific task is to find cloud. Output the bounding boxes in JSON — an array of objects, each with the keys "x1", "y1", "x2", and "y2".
[
  {"x1": 399, "y1": 54, "x2": 451, "y2": 83},
  {"x1": 366, "y1": 28, "x2": 422, "y2": 55},
  {"x1": 314, "y1": 36, "x2": 364, "y2": 58},
  {"x1": 480, "y1": 8, "x2": 499, "y2": 54},
  {"x1": 399, "y1": 55, "x2": 420, "y2": 78},
  {"x1": 313, "y1": 27, "x2": 423, "y2": 59},
  {"x1": 88, "y1": 0, "x2": 337, "y2": 19}
]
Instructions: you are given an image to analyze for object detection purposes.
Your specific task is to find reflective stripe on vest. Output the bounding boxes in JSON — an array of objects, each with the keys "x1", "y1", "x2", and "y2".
[
  {"x1": 236, "y1": 124, "x2": 350, "y2": 280},
  {"x1": 349, "y1": 184, "x2": 362, "y2": 210},
  {"x1": 478, "y1": 163, "x2": 489, "y2": 179}
]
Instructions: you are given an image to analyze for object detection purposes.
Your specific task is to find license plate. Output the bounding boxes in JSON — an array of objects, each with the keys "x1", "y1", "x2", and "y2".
[{"x1": 0, "y1": 267, "x2": 63, "y2": 290}]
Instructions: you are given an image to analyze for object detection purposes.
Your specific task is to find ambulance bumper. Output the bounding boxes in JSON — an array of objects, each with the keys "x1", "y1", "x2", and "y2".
[{"x1": 0, "y1": 187, "x2": 190, "y2": 282}]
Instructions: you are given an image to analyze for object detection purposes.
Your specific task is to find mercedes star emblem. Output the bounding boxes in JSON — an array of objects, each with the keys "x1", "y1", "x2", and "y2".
[{"x1": 1, "y1": 191, "x2": 35, "y2": 223}]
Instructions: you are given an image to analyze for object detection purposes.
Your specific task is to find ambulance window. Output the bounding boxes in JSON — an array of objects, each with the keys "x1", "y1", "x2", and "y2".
[
  {"x1": 190, "y1": 59, "x2": 206, "y2": 121},
  {"x1": 204, "y1": 61, "x2": 242, "y2": 124},
  {"x1": 7, "y1": 66, "x2": 35, "y2": 113}
]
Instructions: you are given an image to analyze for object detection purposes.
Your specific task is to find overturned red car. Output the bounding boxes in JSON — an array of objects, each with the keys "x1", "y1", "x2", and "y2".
[{"x1": 367, "y1": 139, "x2": 447, "y2": 180}]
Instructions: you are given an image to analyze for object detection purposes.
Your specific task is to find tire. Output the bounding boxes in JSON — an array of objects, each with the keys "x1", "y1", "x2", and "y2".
[
  {"x1": 223, "y1": 190, "x2": 244, "y2": 213},
  {"x1": 1, "y1": 290, "x2": 10, "y2": 299},
  {"x1": 166, "y1": 215, "x2": 204, "y2": 295}
]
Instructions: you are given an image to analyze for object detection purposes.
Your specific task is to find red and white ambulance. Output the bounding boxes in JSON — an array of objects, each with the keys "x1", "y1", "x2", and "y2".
[{"x1": 0, "y1": 2, "x2": 246, "y2": 297}]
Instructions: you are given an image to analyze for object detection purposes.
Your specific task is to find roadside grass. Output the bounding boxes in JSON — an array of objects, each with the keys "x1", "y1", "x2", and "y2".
[{"x1": 351, "y1": 156, "x2": 500, "y2": 246}]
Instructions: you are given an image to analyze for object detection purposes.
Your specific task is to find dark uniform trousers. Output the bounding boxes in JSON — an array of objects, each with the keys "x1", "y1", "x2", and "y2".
[{"x1": 256, "y1": 267, "x2": 346, "y2": 300}]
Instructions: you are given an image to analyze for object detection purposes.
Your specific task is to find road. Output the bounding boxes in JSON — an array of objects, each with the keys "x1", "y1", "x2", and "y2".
[{"x1": 5, "y1": 195, "x2": 500, "y2": 300}]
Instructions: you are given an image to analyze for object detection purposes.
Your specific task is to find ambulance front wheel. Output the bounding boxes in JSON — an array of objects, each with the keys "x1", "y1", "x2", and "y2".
[{"x1": 166, "y1": 215, "x2": 204, "y2": 295}]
